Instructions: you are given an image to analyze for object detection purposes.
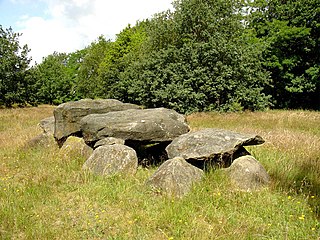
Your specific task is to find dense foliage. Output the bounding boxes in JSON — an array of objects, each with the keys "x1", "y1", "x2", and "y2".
[
  {"x1": 0, "y1": 25, "x2": 32, "y2": 107},
  {"x1": 248, "y1": 0, "x2": 320, "y2": 109},
  {"x1": 120, "y1": 0, "x2": 270, "y2": 112},
  {"x1": 1, "y1": 0, "x2": 319, "y2": 111}
]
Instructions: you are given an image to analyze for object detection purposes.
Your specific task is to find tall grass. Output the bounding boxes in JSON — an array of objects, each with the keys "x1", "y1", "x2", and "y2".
[
  {"x1": 0, "y1": 106, "x2": 319, "y2": 239},
  {"x1": 188, "y1": 111, "x2": 320, "y2": 197}
]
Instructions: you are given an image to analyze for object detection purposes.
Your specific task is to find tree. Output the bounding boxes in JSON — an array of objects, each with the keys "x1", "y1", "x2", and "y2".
[
  {"x1": 64, "y1": 48, "x2": 88, "y2": 100},
  {"x1": 0, "y1": 25, "x2": 32, "y2": 107},
  {"x1": 248, "y1": 0, "x2": 320, "y2": 109},
  {"x1": 120, "y1": 0, "x2": 271, "y2": 113},
  {"x1": 75, "y1": 36, "x2": 109, "y2": 98},
  {"x1": 33, "y1": 52, "x2": 75, "y2": 104},
  {"x1": 98, "y1": 22, "x2": 148, "y2": 100}
]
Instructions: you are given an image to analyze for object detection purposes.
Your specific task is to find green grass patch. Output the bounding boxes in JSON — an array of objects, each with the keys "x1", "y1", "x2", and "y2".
[{"x1": 0, "y1": 107, "x2": 319, "y2": 239}]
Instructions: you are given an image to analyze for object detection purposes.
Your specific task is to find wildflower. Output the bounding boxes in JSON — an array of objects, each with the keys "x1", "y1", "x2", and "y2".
[
  {"x1": 287, "y1": 196, "x2": 291, "y2": 200},
  {"x1": 311, "y1": 196, "x2": 315, "y2": 199},
  {"x1": 311, "y1": 228, "x2": 315, "y2": 231}
]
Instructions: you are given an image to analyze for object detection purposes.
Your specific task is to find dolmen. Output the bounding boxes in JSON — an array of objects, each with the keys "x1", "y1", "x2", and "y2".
[{"x1": 36, "y1": 99, "x2": 270, "y2": 197}]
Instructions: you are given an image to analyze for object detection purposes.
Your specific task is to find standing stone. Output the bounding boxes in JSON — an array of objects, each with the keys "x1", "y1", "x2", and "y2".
[
  {"x1": 39, "y1": 116, "x2": 55, "y2": 135},
  {"x1": 59, "y1": 136, "x2": 93, "y2": 159},
  {"x1": 80, "y1": 107, "x2": 190, "y2": 146},
  {"x1": 146, "y1": 157, "x2": 204, "y2": 198},
  {"x1": 82, "y1": 144, "x2": 138, "y2": 176},
  {"x1": 24, "y1": 133, "x2": 55, "y2": 149},
  {"x1": 225, "y1": 155, "x2": 270, "y2": 191},
  {"x1": 54, "y1": 99, "x2": 141, "y2": 146}
]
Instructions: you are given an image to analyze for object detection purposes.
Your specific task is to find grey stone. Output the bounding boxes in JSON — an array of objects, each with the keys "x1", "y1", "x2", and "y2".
[
  {"x1": 146, "y1": 157, "x2": 204, "y2": 198},
  {"x1": 59, "y1": 136, "x2": 93, "y2": 159},
  {"x1": 166, "y1": 128, "x2": 264, "y2": 167},
  {"x1": 54, "y1": 99, "x2": 141, "y2": 146},
  {"x1": 39, "y1": 116, "x2": 55, "y2": 135},
  {"x1": 24, "y1": 133, "x2": 55, "y2": 149},
  {"x1": 93, "y1": 137, "x2": 125, "y2": 149},
  {"x1": 82, "y1": 144, "x2": 138, "y2": 176},
  {"x1": 80, "y1": 108, "x2": 190, "y2": 146},
  {"x1": 225, "y1": 155, "x2": 270, "y2": 191}
]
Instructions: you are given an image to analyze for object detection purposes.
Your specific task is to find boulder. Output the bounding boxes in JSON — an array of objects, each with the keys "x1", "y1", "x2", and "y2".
[
  {"x1": 225, "y1": 155, "x2": 270, "y2": 191},
  {"x1": 166, "y1": 128, "x2": 264, "y2": 167},
  {"x1": 24, "y1": 133, "x2": 55, "y2": 149},
  {"x1": 146, "y1": 157, "x2": 204, "y2": 198},
  {"x1": 59, "y1": 136, "x2": 93, "y2": 159},
  {"x1": 54, "y1": 99, "x2": 141, "y2": 146},
  {"x1": 80, "y1": 108, "x2": 190, "y2": 146},
  {"x1": 82, "y1": 144, "x2": 138, "y2": 176},
  {"x1": 39, "y1": 116, "x2": 55, "y2": 135},
  {"x1": 93, "y1": 137, "x2": 125, "y2": 149}
]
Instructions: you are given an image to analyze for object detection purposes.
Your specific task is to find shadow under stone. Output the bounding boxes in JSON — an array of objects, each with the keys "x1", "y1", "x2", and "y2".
[{"x1": 125, "y1": 140, "x2": 170, "y2": 168}]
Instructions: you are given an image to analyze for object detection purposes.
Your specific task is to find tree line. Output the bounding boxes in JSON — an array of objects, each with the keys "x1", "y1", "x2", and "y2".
[{"x1": 1, "y1": 0, "x2": 319, "y2": 113}]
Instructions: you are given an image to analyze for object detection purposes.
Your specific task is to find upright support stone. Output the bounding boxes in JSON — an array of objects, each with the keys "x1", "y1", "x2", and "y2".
[
  {"x1": 146, "y1": 157, "x2": 204, "y2": 198},
  {"x1": 225, "y1": 155, "x2": 270, "y2": 191},
  {"x1": 83, "y1": 144, "x2": 138, "y2": 176}
]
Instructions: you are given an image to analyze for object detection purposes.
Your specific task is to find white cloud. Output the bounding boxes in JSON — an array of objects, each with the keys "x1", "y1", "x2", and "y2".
[{"x1": 16, "y1": 0, "x2": 174, "y2": 64}]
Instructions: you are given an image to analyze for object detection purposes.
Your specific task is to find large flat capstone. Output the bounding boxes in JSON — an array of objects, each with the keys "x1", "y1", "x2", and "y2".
[
  {"x1": 54, "y1": 99, "x2": 141, "y2": 145},
  {"x1": 80, "y1": 108, "x2": 190, "y2": 145},
  {"x1": 166, "y1": 128, "x2": 264, "y2": 166}
]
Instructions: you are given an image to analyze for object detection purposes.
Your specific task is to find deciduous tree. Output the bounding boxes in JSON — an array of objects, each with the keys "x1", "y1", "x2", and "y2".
[
  {"x1": 248, "y1": 0, "x2": 320, "y2": 109},
  {"x1": 0, "y1": 25, "x2": 32, "y2": 106}
]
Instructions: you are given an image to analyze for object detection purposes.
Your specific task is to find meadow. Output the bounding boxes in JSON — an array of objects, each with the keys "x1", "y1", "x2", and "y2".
[{"x1": 0, "y1": 106, "x2": 319, "y2": 239}]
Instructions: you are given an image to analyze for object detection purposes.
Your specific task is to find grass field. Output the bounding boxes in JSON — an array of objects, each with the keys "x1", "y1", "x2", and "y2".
[{"x1": 0, "y1": 106, "x2": 319, "y2": 239}]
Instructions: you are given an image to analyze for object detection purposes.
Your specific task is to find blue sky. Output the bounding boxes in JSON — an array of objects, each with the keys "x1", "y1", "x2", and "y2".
[
  {"x1": 0, "y1": 0, "x2": 173, "y2": 64},
  {"x1": 0, "y1": 0, "x2": 47, "y2": 29}
]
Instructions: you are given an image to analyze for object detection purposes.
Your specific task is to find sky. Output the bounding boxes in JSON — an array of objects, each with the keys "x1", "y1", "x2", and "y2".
[{"x1": 0, "y1": 0, "x2": 174, "y2": 64}]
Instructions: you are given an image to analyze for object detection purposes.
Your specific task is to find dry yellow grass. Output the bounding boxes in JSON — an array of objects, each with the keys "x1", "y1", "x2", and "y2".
[{"x1": 0, "y1": 105, "x2": 55, "y2": 149}]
